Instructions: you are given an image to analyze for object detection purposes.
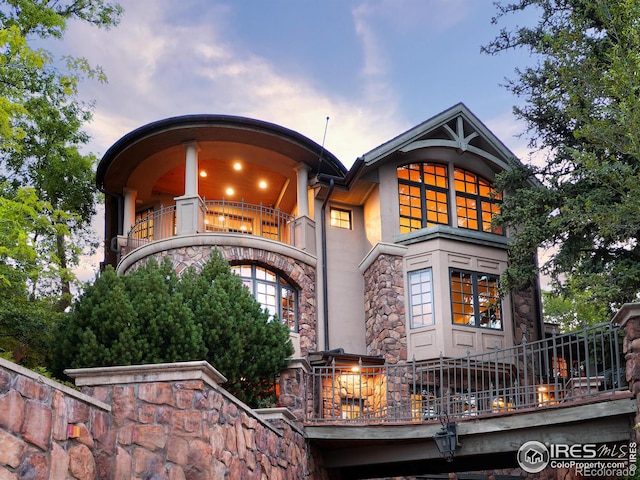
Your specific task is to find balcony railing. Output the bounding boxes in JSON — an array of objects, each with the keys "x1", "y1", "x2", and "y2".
[
  {"x1": 126, "y1": 200, "x2": 295, "y2": 253},
  {"x1": 306, "y1": 322, "x2": 626, "y2": 424}
]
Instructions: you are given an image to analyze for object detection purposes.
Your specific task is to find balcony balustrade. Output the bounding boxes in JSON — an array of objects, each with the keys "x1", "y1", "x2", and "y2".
[
  {"x1": 306, "y1": 322, "x2": 626, "y2": 424},
  {"x1": 126, "y1": 200, "x2": 296, "y2": 253}
]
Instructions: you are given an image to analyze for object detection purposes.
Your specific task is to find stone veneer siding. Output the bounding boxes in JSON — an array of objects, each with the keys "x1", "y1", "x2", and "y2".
[
  {"x1": 363, "y1": 253, "x2": 407, "y2": 364},
  {"x1": 124, "y1": 244, "x2": 317, "y2": 357},
  {"x1": 0, "y1": 358, "x2": 325, "y2": 480}
]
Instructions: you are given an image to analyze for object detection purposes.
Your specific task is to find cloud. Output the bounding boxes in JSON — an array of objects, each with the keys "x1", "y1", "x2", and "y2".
[{"x1": 60, "y1": 0, "x2": 410, "y2": 167}]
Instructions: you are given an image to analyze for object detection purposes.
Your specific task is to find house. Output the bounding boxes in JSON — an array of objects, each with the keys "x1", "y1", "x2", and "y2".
[{"x1": 96, "y1": 103, "x2": 543, "y2": 386}]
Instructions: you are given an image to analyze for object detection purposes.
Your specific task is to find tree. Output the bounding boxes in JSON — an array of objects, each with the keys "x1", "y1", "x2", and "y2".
[
  {"x1": 54, "y1": 252, "x2": 294, "y2": 407},
  {"x1": 0, "y1": 0, "x2": 122, "y2": 363},
  {"x1": 484, "y1": 0, "x2": 640, "y2": 312},
  {"x1": 0, "y1": 1, "x2": 122, "y2": 311}
]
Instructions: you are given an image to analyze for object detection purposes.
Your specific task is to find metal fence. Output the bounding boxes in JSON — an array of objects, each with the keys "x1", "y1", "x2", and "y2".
[
  {"x1": 125, "y1": 200, "x2": 295, "y2": 253},
  {"x1": 306, "y1": 322, "x2": 626, "y2": 423}
]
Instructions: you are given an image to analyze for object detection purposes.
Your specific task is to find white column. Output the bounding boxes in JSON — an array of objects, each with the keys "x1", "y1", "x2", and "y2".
[
  {"x1": 295, "y1": 164, "x2": 310, "y2": 217},
  {"x1": 122, "y1": 187, "x2": 137, "y2": 234},
  {"x1": 184, "y1": 141, "x2": 199, "y2": 197}
]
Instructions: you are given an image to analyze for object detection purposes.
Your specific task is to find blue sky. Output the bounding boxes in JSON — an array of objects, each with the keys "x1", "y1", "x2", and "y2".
[{"x1": 61, "y1": 0, "x2": 538, "y2": 169}]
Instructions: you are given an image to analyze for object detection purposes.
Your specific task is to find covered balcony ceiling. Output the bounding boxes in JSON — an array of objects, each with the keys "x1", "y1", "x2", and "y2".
[{"x1": 97, "y1": 115, "x2": 347, "y2": 213}]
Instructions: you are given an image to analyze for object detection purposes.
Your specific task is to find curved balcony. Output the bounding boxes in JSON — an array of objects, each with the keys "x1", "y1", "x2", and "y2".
[{"x1": 125, "y1": 200, "x2": 296, "y2": 254}]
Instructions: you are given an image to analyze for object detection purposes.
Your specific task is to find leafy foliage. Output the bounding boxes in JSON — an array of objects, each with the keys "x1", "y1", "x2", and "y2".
[
  {"x1": 485, "y1": 0, "x2": 640, "y2": 311},
  {"x1": 0, "y1": 0, "x2": 121, "y2": 363},
  {"x1": 54, "y1": 252, "x2": 294, "y2": 407}
]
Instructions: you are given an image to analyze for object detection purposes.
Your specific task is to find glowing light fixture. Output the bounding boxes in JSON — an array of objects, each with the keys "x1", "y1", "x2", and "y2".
[
  {"x1": 233, "y1": 162, "x2": 242, "y2": 171},
  {"x1": 259, "y1": 180, "x2": 267, "y2": 189},
  {"x1": 199, "y1": 170, "x2": 207, "y2": 177},
  {"x1": 226, "y1": 187, "x2": 234, "y2": 196}
]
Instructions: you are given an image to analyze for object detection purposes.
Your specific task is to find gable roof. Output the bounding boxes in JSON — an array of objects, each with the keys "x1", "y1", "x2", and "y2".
[{"x1": 361, "y1": 103, "x2": 518, "y2": 172}]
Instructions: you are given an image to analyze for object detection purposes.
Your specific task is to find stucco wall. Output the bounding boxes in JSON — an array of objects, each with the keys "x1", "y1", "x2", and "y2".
[{"x1": 0, "y1": 358, "x2": 323, "y2": 480}]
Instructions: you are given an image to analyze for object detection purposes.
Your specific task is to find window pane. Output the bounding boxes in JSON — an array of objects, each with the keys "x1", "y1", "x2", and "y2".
[
  {"x1": 450, "y1": 270, "x2": 501, "y2": 330},
  {"x1": 330, "y1": 208, "x2": 352, "y2": 229},
  {"x1": 231, "y1": 264, "x2": 298, "y2": 331},
  {"x1": 398, "y1": 163, "x2": 449, "y2": 232},
  {"x1": 408, "y1": 269, "x2": 434, "y2": 328}
]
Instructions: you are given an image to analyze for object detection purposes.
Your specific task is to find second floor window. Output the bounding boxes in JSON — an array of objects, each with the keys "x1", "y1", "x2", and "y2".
[
  {"x1": 450, "y1": 269, "x2": 502, "y2": 330},
  {"x1": 397, "y1": 163, "x2": 503, "y2": 235},
  {"x1": 231, "y1": 264, "x2": 298, "y2": 331},
  {"x1": 408, "y1": 268, "x2": 434, "y2": 328}
]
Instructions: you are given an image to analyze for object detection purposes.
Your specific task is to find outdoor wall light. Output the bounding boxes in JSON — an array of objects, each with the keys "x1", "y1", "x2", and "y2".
[{"x1": 433, "y1": 422, "x2": 457, "y2": 462}]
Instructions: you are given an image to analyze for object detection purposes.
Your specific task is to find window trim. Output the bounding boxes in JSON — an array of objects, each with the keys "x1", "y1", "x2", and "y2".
[
  {"x1": 449, "y1": 268, "x2": 502, "y2": 331},
  {"x1": 397, "y1": 162, "x2": 504, "y2": 236},
  {"x1": 329, "y1": 207, "x2": 353, "y2": 230},
  {"x1": 408, "y1": 268, "x2": 435, "y2": 329},
  {"x1": 397, "y1": 162, "x2": 450, "y2": 233},
  {"x1": 230, "y1": 264, "x2": 298, "y2": 332}
]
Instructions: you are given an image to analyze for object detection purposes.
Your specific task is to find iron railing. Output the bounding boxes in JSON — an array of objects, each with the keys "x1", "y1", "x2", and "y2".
[
  {"x1": 126, "y1": 200, "x2": 295, "y2": 253},
  {"x1": 127, "y1": 204, "x2": 177, "y2": 253},
  {"x1": 203, "y1": 200, "x2": 294, "y2": 243},
  {"x1": 306, "y1": 322, "x2": 626, "y2": 423}
]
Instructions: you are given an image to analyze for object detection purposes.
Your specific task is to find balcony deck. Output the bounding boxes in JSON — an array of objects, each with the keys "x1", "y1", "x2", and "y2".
[{"x1": 126, "y1": 200, "x2": 296, "y2": 253}]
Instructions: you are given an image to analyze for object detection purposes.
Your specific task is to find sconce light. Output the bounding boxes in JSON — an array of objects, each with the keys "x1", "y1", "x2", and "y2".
[{"x1": 433, "y1": 422, "x2": 457, "y2": 462}]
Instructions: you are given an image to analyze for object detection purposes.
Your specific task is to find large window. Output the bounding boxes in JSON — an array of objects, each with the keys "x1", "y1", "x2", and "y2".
[
  {"x1": 398, "y1": 163, "x2": 449, "y2": 233},
  {"x1": 397, "y1": 163, "x2": 503, "y2": 235},
  {"x1": 454, "y1": 168, "x2": 503, "y2": 234},
  {"x1": 450, "y1": 269, "x2": 502, "y2": 330},
  {"x1": 408, "y1": 268, "x2": 434, "y2": 328},
  {"x1": 231, "y1": 264, "x2": 298, "y2": 331}
]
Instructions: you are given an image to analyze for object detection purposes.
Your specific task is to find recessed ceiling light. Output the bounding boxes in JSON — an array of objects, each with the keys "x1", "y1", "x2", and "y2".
[
  {"x1": 199, "y1": 170, "x2": 207, "y2": 177},
  {"x1": 259, "y1": 180, "x2": 267, "y2": 189},
  {"x1": 226, "y1": 187, "x2": 234, "y2": 196},
  {"x1": 233, "y1": 162, "x2": 242, "y2": 171}
]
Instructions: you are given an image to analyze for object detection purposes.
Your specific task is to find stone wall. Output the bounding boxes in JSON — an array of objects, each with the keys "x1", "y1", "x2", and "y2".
[
  {"x1": 0, "y1": 357, "x2": 112, "y2": 479},
  {"x1": 0, "y1": 358, "x2": 324, "y2": 480},
  {"x1": 363, "y1": 253, "x2": 406, "y2": 364}
]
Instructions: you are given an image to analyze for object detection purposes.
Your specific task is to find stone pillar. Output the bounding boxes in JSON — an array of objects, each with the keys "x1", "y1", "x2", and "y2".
[
  {"x1": 612, "y1": 302, "x2": 640, "y2": 441},
  {"x1": 122, "y1": 187, "x2": 137, "y2": 234},
  {"x1": 294, "y1": 164, "x2": 310, "y2": 217}
]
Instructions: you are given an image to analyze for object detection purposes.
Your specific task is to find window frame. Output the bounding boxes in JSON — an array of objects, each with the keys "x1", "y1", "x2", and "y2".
[
  {"x1": 449, "y1": 268, "x2": 502, "y2": 330},
  {"x1": 397, "y1": 163, "x2": 450, "y2": 233},
  {"x1": 329, "y1": 207, "x2": 353, "y2": 230},
  {"x1": 408, "y1": 268, "x2": 435, "y2": 328},
  {"x1": 230, "y1": 264, "x2": 298, "y2": 332},
  {"x1": 453, "y1": 168, "x2": 503, "y2": 235}
]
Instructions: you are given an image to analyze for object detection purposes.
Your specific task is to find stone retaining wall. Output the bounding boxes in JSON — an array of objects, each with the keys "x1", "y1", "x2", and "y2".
[
  {"x1": 0, "y1": 358, "x2": 323, "y2": 480},
  {"x1": 0, "y1": 357, "x2": 112, "y2": 479}
]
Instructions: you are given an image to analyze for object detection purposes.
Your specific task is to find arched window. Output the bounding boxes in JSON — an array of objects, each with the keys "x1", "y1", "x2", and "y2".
[
  {"x1": 397, "y1": 163, "x2": 503, "y2": 235},
  {"x1": 230, "y1": 264, "x2": 298, "y2": 331}
]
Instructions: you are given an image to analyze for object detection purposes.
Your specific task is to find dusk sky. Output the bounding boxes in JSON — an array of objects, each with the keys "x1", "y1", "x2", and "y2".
[
  {"x1": 62, "y1": 0, "x2": 540, "y2": 166},
  {"x1": 59, "y1": 0, "x2": 541, "y2": 279}
]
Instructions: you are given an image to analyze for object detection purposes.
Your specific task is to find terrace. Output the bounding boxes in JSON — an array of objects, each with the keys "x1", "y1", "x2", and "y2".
[{"x1": 306, "y1": 322, "x2": 626, "y2": 424}]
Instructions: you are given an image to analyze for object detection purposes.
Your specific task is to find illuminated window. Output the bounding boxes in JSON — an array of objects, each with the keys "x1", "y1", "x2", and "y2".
[
  {"x1": 135, "y1": 208, "x2": 154, "y2": 240},
  {"x1": 397, "y1": 164, "x2": 503, "y2": 235},
  {"x1": 408, "y1": 269, "x2": 434, "y2": 328},
  {"x1": 454, "y1": 169, "x2": 503, "y2": 234},
  {"x1": 231, "y1": 264, "x2": 298, "y2": 331},
  {"x1": 397, "y1": 163, "x2": 449, "y2": 233},
  {"x1": 450, "y1": 269, "x2": 501, "y2": 329},
  {"x1": 330, "y1": 208, "x2": 352, "y2": 229}
]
